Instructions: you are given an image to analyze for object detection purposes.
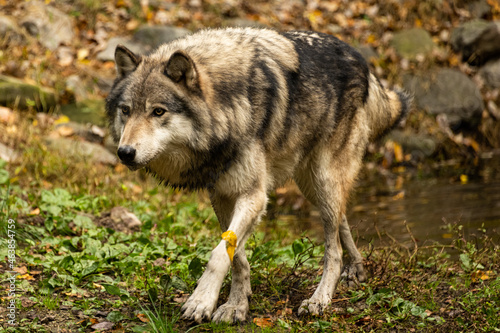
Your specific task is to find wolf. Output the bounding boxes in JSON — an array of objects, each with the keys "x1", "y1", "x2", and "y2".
[{"x1": 105, "y1": 27, "x2": 410, "y2": 323}]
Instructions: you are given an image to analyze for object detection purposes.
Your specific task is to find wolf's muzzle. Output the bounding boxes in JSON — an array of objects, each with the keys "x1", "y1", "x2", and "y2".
[{"x1": 117, "y1": 145, "x2": 136, "y2": 164}]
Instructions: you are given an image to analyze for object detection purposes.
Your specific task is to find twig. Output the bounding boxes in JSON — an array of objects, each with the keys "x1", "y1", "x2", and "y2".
[{"x1": 404, "y1": 220, "x2": 419, "y2": 262}]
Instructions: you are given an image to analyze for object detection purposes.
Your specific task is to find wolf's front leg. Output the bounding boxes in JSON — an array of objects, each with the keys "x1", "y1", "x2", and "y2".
[
  {"x1": 181, "y1": 241, "x2": 231, "y2": 323},
  {"x1": 182, "y1": 186, "x2": 267, "y2": 323}
]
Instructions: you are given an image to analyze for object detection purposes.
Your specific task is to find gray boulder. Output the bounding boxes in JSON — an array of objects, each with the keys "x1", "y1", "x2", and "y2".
[
  {"x1": 403, "y1": 69, "x2": 484, "y2": 129},
  {"x1": 96, "y1": 37, "x2": 144, "y2": 62},
  {"x1": 20, "y1": 2, "x2": 75, "y2": 50},
  {"x1": 0, "y1": 75, "x2": 56, "y2": 112},
  {"x1": 451, "y1": 20, "x2": 500, "y2": 65},
  {"x1": 133, "y1": 25, "x2": 190, "y2": 49},
  {"x1": 45, "y1": 137, "x2": 117, "y2": 165},
  {"x1": 356, "y1": 45, "x2": 378, "y2": 63},
  {"x1": 391, "y1": 28, "x2": 436, "y2": 59},
  {"x1": 386, "y1": 130, "x2": 437, "y2": 158},
  {"x1": 97, "y1": 26, "x2": 190, "y2": 61},
  {"x1": 479, "y1": 59, "x2": 500, "y2": 88},
  {"x1": 60, "y1": 99, "x2": 106, "y2": 126}
]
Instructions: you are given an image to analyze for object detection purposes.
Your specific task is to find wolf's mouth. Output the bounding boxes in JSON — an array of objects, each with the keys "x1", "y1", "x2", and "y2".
[{"x1": 120, "y1": 161, "x2": 145, "y2": 171}]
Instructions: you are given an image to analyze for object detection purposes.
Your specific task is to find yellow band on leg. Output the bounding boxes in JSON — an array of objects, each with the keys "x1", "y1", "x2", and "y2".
[{"x1": 221, "y1": 230, "x2": 237, "y2": 262}]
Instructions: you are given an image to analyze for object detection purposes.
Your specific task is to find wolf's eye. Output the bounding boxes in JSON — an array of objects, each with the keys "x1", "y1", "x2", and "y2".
[
  {"x1": 153, "y1": 108, "x2": 166, "y2": 117},
  {"x1": 121, "y1": 106, "x2": 130, "y2": 116}
]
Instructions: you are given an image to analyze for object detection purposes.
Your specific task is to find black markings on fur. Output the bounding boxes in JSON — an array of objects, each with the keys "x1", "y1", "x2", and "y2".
[
  {"x1": 253, "y1": 60, "x2": 280, "y2": 140},
  {"x1": 280, "y1": 31, "x2": 370, "y2": 154}
]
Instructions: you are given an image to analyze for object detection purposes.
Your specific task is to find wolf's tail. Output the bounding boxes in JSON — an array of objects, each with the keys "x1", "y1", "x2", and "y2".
[{"x1": 365, "y1": 73, "x2": 411, "y2": 141}]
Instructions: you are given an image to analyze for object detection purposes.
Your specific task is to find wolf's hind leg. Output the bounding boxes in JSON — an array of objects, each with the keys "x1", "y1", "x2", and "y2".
[
  {"x1": 339, "y1": 215, "x2": 367, "y2": 287},
  {"x1": 295, "y1": 160, "x2": 344, "y2": 315}
]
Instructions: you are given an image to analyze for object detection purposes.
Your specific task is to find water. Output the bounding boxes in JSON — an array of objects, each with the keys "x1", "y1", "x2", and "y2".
[{"x1": 268, "y1": 171, "x2": 500, "y2": 248}]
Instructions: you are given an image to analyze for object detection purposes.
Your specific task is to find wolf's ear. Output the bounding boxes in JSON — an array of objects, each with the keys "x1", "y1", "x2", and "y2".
[
  {"x1": 115, "y1": 45, "x2": 140, "y2": 78},
  {"x1": 165, "y1": 51, "x2": 199, "y2": 91}
]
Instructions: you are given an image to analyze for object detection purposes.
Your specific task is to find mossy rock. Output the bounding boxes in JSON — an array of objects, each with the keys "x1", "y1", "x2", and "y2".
[
  {"x1": 60, "y1": 99, "x2": 106, "y2": 126},
  {"x1": 0, "y1": 75, "x2": 56, "y2": 112},
  {"x1": 391, "y1": 28, "x2": 436, "y2": 59}
]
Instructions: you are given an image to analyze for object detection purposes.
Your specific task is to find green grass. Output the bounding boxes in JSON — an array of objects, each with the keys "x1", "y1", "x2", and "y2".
[{"x1": 0, "y1": 115, "x2": 499, "y2": 332}]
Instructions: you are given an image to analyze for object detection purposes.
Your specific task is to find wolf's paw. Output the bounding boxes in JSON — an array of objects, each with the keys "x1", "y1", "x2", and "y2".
[
  {"x1": 341, "y1": 262, "x2": 367, "y2": 287},
  {"x1": 181, "y1": 291, "x2": 218, "y2": 323},
  {"x1": 212, "y1": 301, "x2": 249, "y2": 323},
  {"x1": 298, "y1": 296, "x2": 330, "y2": 316}
]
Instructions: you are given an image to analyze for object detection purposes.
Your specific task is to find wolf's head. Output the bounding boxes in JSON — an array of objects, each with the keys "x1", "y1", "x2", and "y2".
[{"x1": 106, "y1": 45, "x2": 209, "y2": 170}]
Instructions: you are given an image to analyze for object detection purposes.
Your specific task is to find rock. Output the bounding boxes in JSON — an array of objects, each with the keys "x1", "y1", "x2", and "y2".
[
  {"x1": 96, "y1": 36, "x2": 144, "y2": 62},
  {"x1": 451, "y1": 20, "x2": 500, "y2": 65},
  {"x1": 0, "y1": 143, "x2": 20, "y2": 162},
  {"x1": 20, "y1": 2, "x2": 75, "y2": 50},
  {"x1": 403, "y1": 69, "x2": 484, "y2": 129},
  {"x1": 91, "y1": 322, "x2": 115, "y2": 331},
  {"x1": 0, "y1": 106, "x2": 15, "y2": 124},
  {"x1": 386, "y1": 130, "x2": 437, "y2": 157},
  {"x1": 110, "y1": 207, "x2": 142, "y2": 231},
  {"x1": 96, "y1": 26, "x2": 190, "y2": 61},
  {"x1": 456, "y1": 0, "x2": 492, "y2": 18},
  {"x1": 0, "y1": 75, "x2": 57, "y2": 112},
  {"x1": 0, "y1": 14, "x2": 25, "y2": 43},
  {"x1": 54, "y1": 121, "x2": 107, "y2": 143},
  {"x1": 60, "y1": 99, "x2": 106, "y2": 126},
  {"x1": 45, "y1": 137, "x2": 117, "y2": 165},
  {"x1": 390, "y1": 28, "x2": 436, "y2": 59},
  {"x1": 356, "y1": 45, "x2": 378, "y2": 63},
  {"x1": 132, "y1": 25, "x2": 190, "y2": 49},
  {"x1": 479, "y1": 59, "x2": 500, "y2": 88}
]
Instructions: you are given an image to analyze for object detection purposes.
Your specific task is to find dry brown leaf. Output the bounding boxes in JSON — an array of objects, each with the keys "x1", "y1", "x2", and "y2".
[
  {"x1": 137, "y1": 313, "x2": 150, "y2": 322},
  {"x1": 253, "y1": 317, "x2": 274, "y2": 328}
]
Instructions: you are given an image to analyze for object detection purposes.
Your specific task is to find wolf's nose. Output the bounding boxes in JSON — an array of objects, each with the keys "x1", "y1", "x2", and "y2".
[{"x1": 117, "y1": 145, "x2": 136, "y2": 163}]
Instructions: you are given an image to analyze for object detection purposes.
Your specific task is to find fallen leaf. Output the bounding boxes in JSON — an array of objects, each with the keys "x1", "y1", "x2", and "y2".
[
  {"x1": 57, "y1": 125, "x2": 74, "y2": 137},
  {"x1": 77, "y1": 48, "x2": 89, "y2": 60},
  {"x1": 394, "y1": 142, "x2": 403, "y2": 162},
  {"x1": 29, "y1": 208, "x2": 40, "y2": 216},
  {"x1": 253, "y1": 317, "x2": 274, "y2": 328},
  {"x1": 392, "y1": 191, "x2": 405, "y2": 200},
  {"x1": 13, "y1": 266, "x2": 28, "y2": 275},
  {"x1": 54, "y1": 115, "x2": 70, "y2": 125},
  {"x1": 137, "y1": 313, "x2": 150, "y2": 322},
  {"x1": 17, "y1": 274, "x2": 35, "y2": 280}
]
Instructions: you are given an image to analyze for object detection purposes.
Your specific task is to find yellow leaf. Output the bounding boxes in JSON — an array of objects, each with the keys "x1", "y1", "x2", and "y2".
[
  {"x1": 221, "y1": 230, "x2": 237, "y2": 262},
  {"x1": 394, "y1": 142, "x2": 403, "y2": 162},
  {"x1": 392, "y1": 191, "x2": 405, "y2": 201},
  {"x1": 29, "y1": 208, "x2": 40, "y2": 216},
  {"x1": 54, "y1": 115, "x2": 70, "y2": 125},
  {"x1": 442, "y1": 233, "x2": 452, "y2": 239},
  {"x1": 17, "y1": 274, "x2": 35, "y2": 281},
  {"x1": 77, "y1": 48, "x2": 89, "y2": 61},
  {"x1": 460, "y1": 174, "x2": 468, "y2": 184},
  {"x1": 366, "y1": 34, "x2": 376, "y2": 45}
]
